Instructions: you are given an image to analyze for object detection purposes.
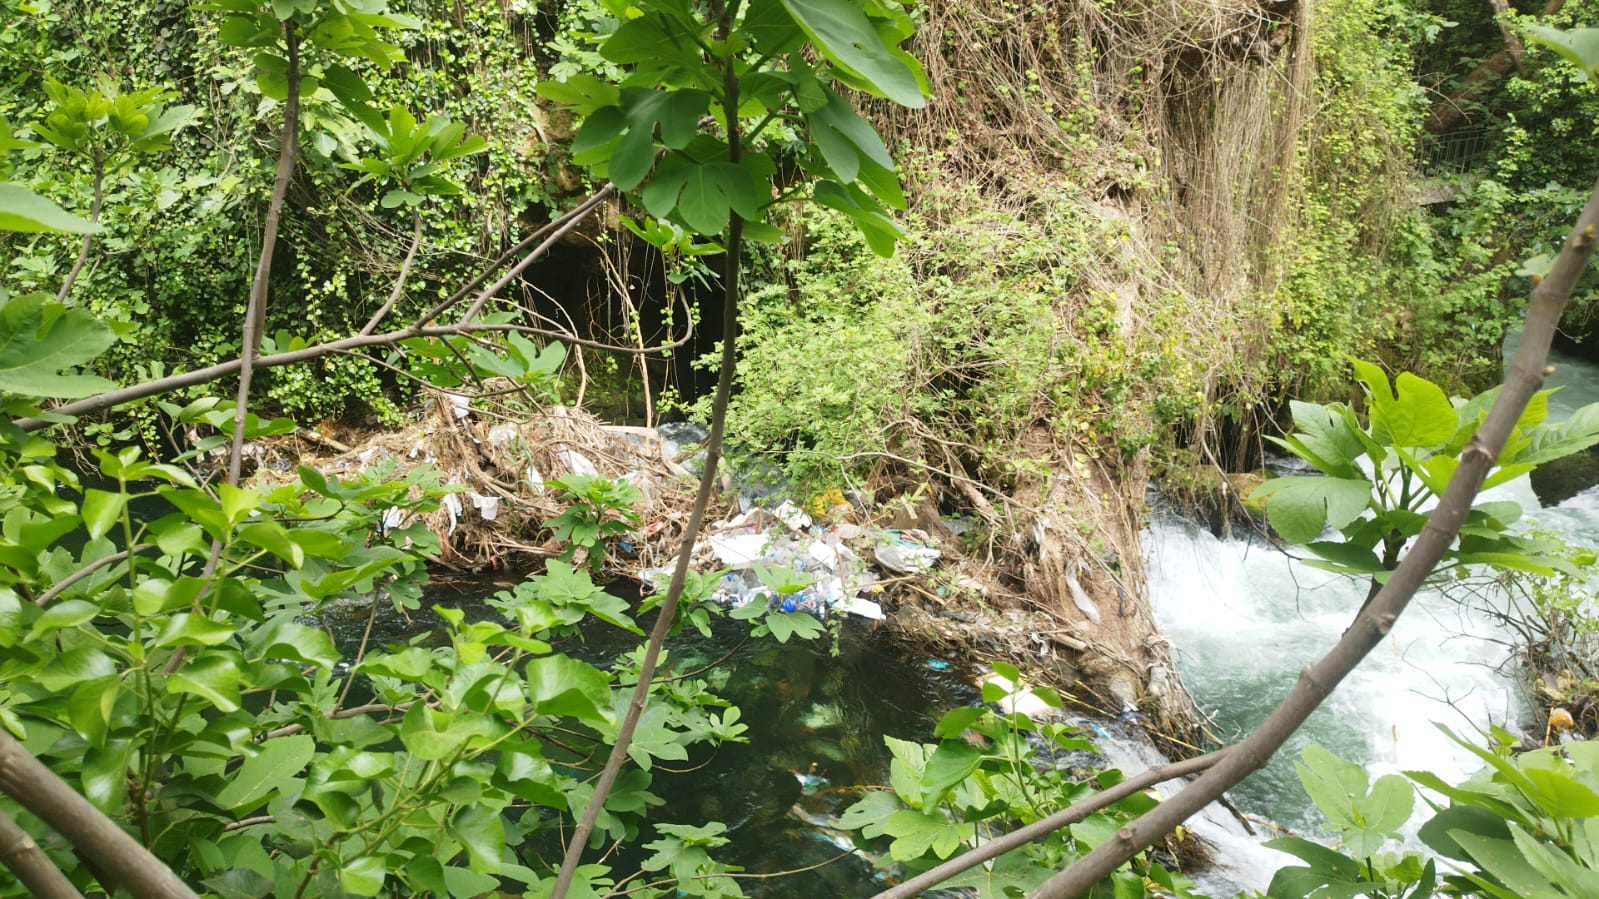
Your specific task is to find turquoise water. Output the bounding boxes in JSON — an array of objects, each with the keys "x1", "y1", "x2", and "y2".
[{"x1": 1150, "y1": 345, "x2": 1599, "y2": 843}]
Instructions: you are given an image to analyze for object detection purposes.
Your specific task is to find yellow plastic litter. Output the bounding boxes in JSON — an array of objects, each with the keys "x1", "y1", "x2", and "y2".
[{"x1": 1546, "y1": 706, "x2": 1577, "y2": 746}]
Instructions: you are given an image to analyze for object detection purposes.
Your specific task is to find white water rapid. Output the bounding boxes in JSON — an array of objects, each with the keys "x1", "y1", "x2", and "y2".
[{"x1": 1143, "y1": 345, "x2": 1599, "y2": 893}]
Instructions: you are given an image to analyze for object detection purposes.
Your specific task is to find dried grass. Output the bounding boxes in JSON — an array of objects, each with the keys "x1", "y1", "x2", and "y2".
[{"x1": 256, "y1": 383, "x2": 714, "y2": 574}]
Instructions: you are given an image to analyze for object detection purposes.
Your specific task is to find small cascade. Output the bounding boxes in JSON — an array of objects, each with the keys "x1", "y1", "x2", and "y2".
[
  {"x1": 1146, "y1": 519, "x2": 1522, "y2": 835},
  {"x1": 1141, "y1": 341, "x2": 1599, "y2": 879}
]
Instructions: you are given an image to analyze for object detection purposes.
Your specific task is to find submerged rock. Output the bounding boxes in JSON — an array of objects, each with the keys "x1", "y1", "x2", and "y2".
[{"x1": 1530, "y1": 450, "x2": 1599, "y2": 507}]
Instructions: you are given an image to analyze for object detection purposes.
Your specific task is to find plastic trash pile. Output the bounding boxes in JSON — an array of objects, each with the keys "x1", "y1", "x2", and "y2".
[
  {"x1": 643, "y1": 498, "x2": 943, "y2": 622},
  {"x1": 693, "y1": 495, "x2": 940, "y2": 614}
]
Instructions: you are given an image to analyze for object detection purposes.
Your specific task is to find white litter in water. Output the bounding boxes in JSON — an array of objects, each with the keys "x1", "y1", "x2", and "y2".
[
  {"x1": 706, "y1": 533, "x2": 768, "y2": 569},
  {"x1": 773, "y1": 500, "x2": 813, "y2": 532},
  {"x1": 874, "y1": 539, "x2": 941, "y2": 574},
  {"x1": 808, "y1": 537, "x2": 857, "y2": 569},
  {"x1": 834, "y1": 595, "x2": 884, "y2": 620},
  {"x1": 1064, "y1": 563, "x2": 1101, "y2": 624}
]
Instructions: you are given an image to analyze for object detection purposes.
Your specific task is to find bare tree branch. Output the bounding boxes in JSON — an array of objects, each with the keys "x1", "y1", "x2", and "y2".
[
  {"x1": 0, "y1": 805, "x2": 84, "y2": 899},
  {"x1": 0, "y1": 731, "x2": 197, "y2": 899},
  {"x1": 227, "y1": 22, "x2": 299, "y2": 488},
  {"x1": 1027, "y1": 176, "x2": 1599, "y2": 898},
  {"x1": 1426, "y1": 0, "x2": 1566, "y2": 133},
  {"x1": 869, "y1": 747, "x2": 1231, "y2": 899},
  {"x1": 56, "y1": 152, "x2": 103, "y2": 304},
  {"x1": 414, "y1": 184, "x2": 616, "y2": 328},
  {"x1": 14, "y1": 271, "x2": 693, "y2": 434},
  {"x1": 1486, "y1": 0, "x2": 1527, "y2": 74},
  {"x1": 33, "y1": 544, "x2": 152, "y2": 607},
  {"x1": 550, "y1": 16, "x2": 744, "y2": 899},
  {"x1": 359, "y1": 212, "x2": 423, "y2": 336},
  {"x1": 455, "y1": 186, "x2": 616, "y2": 325}
]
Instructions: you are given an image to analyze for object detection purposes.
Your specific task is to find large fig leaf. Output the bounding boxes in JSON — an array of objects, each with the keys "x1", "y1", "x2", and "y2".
[{"x1": 0, "y1": 293, "x2": 115, "y2": 397}]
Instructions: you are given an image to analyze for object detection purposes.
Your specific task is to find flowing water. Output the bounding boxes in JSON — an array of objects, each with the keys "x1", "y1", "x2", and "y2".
[{"x1": 1148, "y1": 344, "x2": 1599, "y2": 889}]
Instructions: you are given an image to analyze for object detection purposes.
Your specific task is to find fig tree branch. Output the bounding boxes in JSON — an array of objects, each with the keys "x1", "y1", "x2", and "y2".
[
  {"x1": 0, "y1": 731, "x2": 198, "y2": 899},
  {"x1": 550, "y1": 12, "x2": 744, "y2": 897},
  {"x1": 869, "y1": 747, "x2": 1231, "y2": 899},
  {"x1": 226, "y1": 21, "x2": 299, "y2": 488},
  {"x1": 0, "y1": 805, "x2": 83, "y2": 899},
  {"x1": 359, "y1": 212, "x2": 423, "y2": 336},
  {"x1": 16, "y1": 185, "x2": 676, "y2": 434}
]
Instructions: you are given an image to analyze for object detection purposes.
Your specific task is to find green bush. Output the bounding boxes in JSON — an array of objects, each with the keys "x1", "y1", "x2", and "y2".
[{"x1": 706, "y1": 177, "x2": 1214, "y2": 494}]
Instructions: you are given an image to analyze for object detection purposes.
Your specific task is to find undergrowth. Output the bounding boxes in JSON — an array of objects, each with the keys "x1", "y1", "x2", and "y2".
[{"x1": 702, "y1": 172, "x2": 1214, "y2": 497}]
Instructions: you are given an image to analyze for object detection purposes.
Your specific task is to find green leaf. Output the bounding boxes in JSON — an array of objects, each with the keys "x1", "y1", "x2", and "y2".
[
  {"x1": 246, "y1": 618, "x2": 339, "y2": 668},
  {"x1": 640, "y1": 157, "x2": 761, "y2": 236},
  {"x1": 1264, "y1": 836, "x2": 1363, "y2": 882},
  {"x1": 157, "y1": 612, "x2": 236, "y2": 648},
  {"x1": 339, "y1": 855, "x2": 387, "y2": 896},
  {"x1": 535, "y1": 75, "x2": 621, "y2": 115},
  {"x1": 1526, "y1": 25, "x2": 1599, "y2": 83},
  {"x1": 0, "y1": 183, "x2": 100, "y2": 233},
  {"x1": 0, "y1": 589, "x2": 21, "y2": 647},
  {"x1": 37, "y1": 646, "x2": 115, "y2": 691},
  {"x1": 397, "y1": 703, "x2": 493, "y2": 760},
  {"x1": 807, "y1": 89, "x2": 894, "y2": 183},
  {"x1": 30, "y1": 598, "x2": 99, "y2": 637},
  {"x1": 1304, "y1": 540, "x2": 1387, "y2": 574},
  {"x1": 1296, "y1": 743, "x2": 1369, "y2": 827},
  {"x1": 80, "y1": 488, "x2": 127, "y2": 541},
  {"x1": 166, "y1": 651, "x2": 243, "y2": 712},
  {"x1": 69, "y1": 678, "x2": 135, "y2": 751},
  {"x1": 450, "y1": 804, "x2": 505, "y2": 872},
  {"x1": 1251, "y1": 475, "x2": 1372, "y2": 545},
  {"x1": 1350, "y1": 359, "x2": 1456, "y2": 449},
  {"x1": 883, "y1": 807, "x2": 964, "y2": 860},
  {"x1": 919, "y1": 739, "x2": 982, "y2": 809},
  {"x1": 526, "y1": 654, "x2": 613, "y2": 724},
  {"x1": 932, "y1": 706, "x2": 986, "y2": 739},
  {"x1": 0, "y1": 293, "x2": 116, "y2": 397},
  {"x1": 813, "y1": 179, "x2": 902, "y2": 255},
  {"x1": 216, "y1": 733, "x2": 315, "y2": 812},
  {"x1": 779, "y1": 0, "x2": 927, "y2": 108},
  {"x1": 237, "y1": 521, "x2": 305, "y2": 567},
  {"x1": 1522, "y1": 765, "x2": 1599, "y2": 817},
  {"x1": 837, "y1": 790, "x2": 902, "y2": 836},
  {"x1": 764, "y1": 610, "x2": 825, "y2": 642},
  {"x1": 1416, "y1": 803, "x2": 1512, "y2": 862},
  {"x1": 609, "y1": 89, "x2": 712, "y2": 190},
  {"x1": 1453, "y1": 828, "x2": 1557, "y2": 897}
]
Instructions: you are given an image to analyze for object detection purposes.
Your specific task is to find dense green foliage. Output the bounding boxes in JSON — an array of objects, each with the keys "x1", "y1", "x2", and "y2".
[
  {"x1": 1272, "y1": 734, "x2": 1599, "y2": 898},
  {"x1": 0, "y1": 0, "x2": 560, "y2": 428},
  {"x1": 1253, "y1": 358, "x2": 1599, "y2": 578},
  {"x1": 840, "y1": 663, "x2": 1210, "y2": 898},
  {"x1": 6, "y1": 0, "x2": 1599, "y2": 895},
  {"x1": 704, "y1": 177, "x2": 1210, "y2": 493},
  {"x1": 0, "y1": 420, "x2": 770, "y2": 897}
]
